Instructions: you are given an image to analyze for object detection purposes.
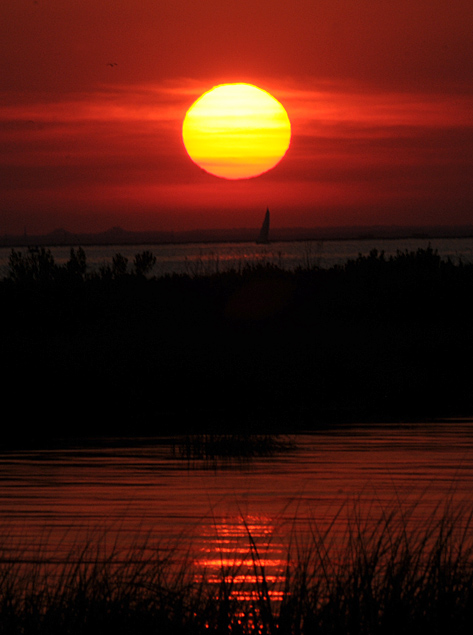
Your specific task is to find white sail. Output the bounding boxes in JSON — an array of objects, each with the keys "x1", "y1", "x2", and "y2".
[{"x1": 256, "y1": 208, "x2": 270, "y2": 244}]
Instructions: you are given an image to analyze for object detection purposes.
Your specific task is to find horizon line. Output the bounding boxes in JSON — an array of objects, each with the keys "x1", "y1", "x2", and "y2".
[{"x1": 1, "y1": 223, "x2": 473, "y2": 249}]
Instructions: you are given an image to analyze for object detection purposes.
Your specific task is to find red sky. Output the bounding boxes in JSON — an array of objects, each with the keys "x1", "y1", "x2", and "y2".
[{"x1": 1, "y1": 0, "x2": 473, "y2": 234}]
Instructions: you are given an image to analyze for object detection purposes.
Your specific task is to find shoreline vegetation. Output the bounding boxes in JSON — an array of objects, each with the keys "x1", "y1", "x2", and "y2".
[
  {"x1": 1, "y1": 499, "x2": 473, "y2": 634},
  {"x1": 173, "y1": 433, "x2": 296, "y2": 461},
  {"x1": 1, "y1": 244, "x2": 473, "y2": 447}
]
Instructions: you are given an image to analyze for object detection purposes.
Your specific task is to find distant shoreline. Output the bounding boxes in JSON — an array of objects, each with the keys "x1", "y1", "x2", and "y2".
[{"x1": 1, "y1": 224, "x2": 473, "y2": 248}]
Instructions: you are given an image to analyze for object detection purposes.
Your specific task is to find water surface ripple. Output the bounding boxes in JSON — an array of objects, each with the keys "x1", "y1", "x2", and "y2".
[{"x1": 1, "y1": 422, "x2": 472, "y2": 573}]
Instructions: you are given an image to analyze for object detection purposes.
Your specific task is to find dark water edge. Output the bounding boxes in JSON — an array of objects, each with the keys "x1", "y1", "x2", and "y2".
[{"x1": 2, "y1": 245, "x2": 473, "y2": 450}]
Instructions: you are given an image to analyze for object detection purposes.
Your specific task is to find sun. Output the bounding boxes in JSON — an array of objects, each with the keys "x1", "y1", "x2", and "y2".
[{"x1": 182, "y1": 83, "x2": 291, "y2": 180}]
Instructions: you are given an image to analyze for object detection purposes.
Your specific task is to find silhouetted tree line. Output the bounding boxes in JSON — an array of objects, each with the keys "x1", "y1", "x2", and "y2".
[
  {"x1": 1, "y1": 244, "x2": 473, "y2": 446},
  {"x1": 7, "y1": 246, "x2": 157, "y2": 284}
]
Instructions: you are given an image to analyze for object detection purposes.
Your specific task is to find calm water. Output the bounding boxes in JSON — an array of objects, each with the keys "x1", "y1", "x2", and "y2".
[
  {"x1": 1, "y1": 236, "x2": 473, "y2": 277},
  {"x1": 1, "y1": 422, "x2": 473, "y2": 587}
]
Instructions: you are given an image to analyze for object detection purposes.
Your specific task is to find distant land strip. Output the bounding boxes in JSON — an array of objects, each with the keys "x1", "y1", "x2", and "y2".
[{"x1": 1, "y1": 225, "x2": 473, "y2": 248}]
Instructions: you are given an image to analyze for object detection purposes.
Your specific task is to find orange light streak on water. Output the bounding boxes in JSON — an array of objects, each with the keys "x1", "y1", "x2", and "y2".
[{"x1": 194, "y1": 514, "x2": 289, "y2": 608}]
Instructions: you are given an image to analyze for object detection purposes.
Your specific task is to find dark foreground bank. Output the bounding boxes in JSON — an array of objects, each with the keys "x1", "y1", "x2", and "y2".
[
  {"x1": 1, "y1": 500, "x2": 473, "y2": 635},
  {"x1": 1, "y1": 245, "x2": 473, "y2": 446}
]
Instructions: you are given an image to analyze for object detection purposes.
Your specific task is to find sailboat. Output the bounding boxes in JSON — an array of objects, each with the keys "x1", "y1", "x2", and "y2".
[{"x1": 256, "y1": 208, "x2": 270, "y2": 244}]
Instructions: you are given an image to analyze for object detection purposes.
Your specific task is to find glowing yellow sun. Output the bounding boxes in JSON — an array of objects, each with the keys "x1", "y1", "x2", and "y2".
[{"x1": 182, "y1": 83, "x2": 291, "y2": 180}]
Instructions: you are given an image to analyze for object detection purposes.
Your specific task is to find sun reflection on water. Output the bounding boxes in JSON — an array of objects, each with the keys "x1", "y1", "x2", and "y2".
[{"x1": 196, "y1": 513, "x2": 287, "y2": 604}]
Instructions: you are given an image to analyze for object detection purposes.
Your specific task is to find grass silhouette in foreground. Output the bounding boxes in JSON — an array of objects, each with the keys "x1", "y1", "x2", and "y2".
[
  {"x1": 1, "y1": 498, "x2": 473, "y2": 634},
  {"x1": 1, "y1": 244, "x2": 473, "y2": 446}
]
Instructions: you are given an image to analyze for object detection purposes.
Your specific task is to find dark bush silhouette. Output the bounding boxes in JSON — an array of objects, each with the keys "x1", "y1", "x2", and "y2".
[
  {"x1": 133, "y1": 250, "x2": 156, "y2": 276},
  {"x1": 8, "y1": 246, "x2": 59, "y2": 284},
  {"x1": 1, "y1": 245, "x2": 473, "y2": 446}
]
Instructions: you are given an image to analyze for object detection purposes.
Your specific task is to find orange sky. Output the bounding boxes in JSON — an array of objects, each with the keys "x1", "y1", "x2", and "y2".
[{"x1": 1, "y1": 0, "x2": 473, "y2": 234}]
